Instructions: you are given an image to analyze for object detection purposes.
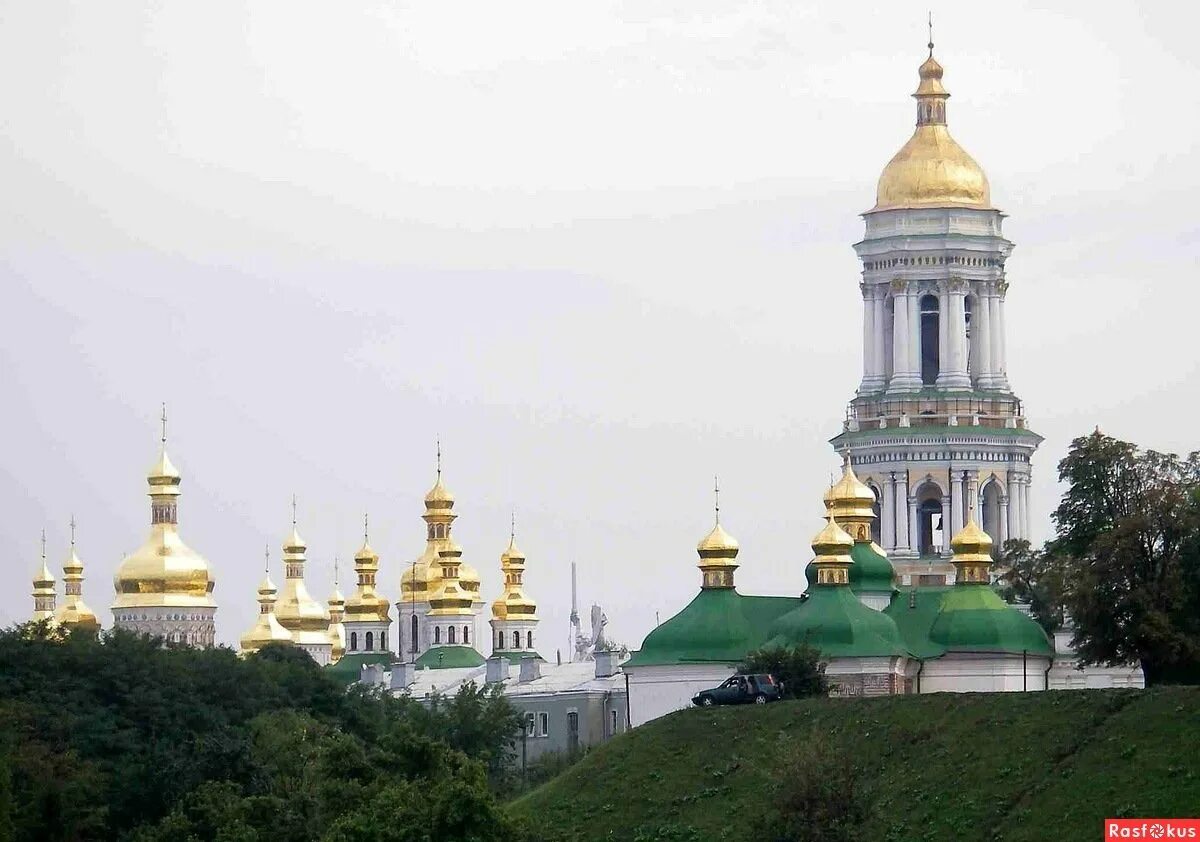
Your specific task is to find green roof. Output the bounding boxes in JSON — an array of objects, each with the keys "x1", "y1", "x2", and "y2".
[
  {"x1": 624, "y1": 588, "x2": 802, "y2": 668},
  {"x1": 491, "y1": 650, "x2": 547, "y2": 662},
  {"x1": 885, "y1": 584, "x2": 1053, "y2": 658},
  {"x1": 764, "y1": 585, "x2": 910, "y2": 658},
  {"x1": 415, "y1": 645, "x2": 486, "y2": 670},
  {"x1": 849, "y1": 541, "x2": 896, "y2": 594},
  {"x1": 324, "y1": 652, "x2": 393, "y2": 687},
  {"x1": 929, "y1": 585, "x2": 1053, "y2": 655}
]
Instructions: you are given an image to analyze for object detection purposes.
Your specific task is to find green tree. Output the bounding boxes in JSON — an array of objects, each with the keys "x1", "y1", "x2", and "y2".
[
  {"x1": 1050, "y1": 430, "x2": 1200, "y2": 683},
  {"x1": 993, "y1": 538, "x2": 1068, "y2": 633},
  {"x1": 739, "y1": 645, "x2": 828, "y2": 699}
]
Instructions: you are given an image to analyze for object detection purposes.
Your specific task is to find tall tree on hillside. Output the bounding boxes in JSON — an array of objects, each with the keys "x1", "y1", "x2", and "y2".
[
  {"x1": 993, "y1": 539, "x2": 1068, "y2": 634},
  {"x1": 1051, "y1": 430, "x2": 1200, "y2": 683}
]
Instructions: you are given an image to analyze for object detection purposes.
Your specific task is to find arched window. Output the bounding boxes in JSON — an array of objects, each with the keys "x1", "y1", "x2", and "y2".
[
  {"x1": 463, "y1": 626, "x2": 470, "y2": 644},
  {"x1": 435, "y1": 626, "x2": 441, "y2": 644},
  {"x1": 381, "y1": 632, "x2": 387, "y2": 651},
  {"x1": 410, "y1": 615, "x2": 418, "y2": 653},
  {"x1": 448, "y1": 626, "x2": 457, "y2": 644},
  {"x1": 366, "y1": 631, "x2": 374, "y2": 651},
  {"x1": 869, "y1": 484, "x2": 883, "y2": 546},
  {"x1": 351, "y1": 631, "x2": 359, "y2": 651},
  {"x1": 920, "y1": 294, "x2": 940, "y2": 385},
  {"x1": 981, "y1": 481, "x2": 1003, "y2": 554},
  {"x1": 528, "y1": 631, "x2": 534, "y2": 648}
]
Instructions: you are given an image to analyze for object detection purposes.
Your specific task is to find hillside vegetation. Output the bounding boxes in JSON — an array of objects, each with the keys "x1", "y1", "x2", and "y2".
[{"x1": 512, "y1": 688, "x2": 1200, "y2": 842}]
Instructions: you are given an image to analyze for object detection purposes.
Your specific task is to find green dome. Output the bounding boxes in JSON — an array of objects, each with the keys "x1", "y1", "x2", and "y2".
[
  {"x1": 624, "y1": 588, "x2": 801, "y2": 667},
  {"x1": 848, "y1": 542, "x2": 896, "y2": 594},
  {"x1": 415, "y1": 645, "x2": 486, "y2": 669},
  {"x1": 765, "y1": 586, "x2": 909, "y2": 659},
  {"x1": 929, "y1": 585, "x2": 1053, "y2": 655}
]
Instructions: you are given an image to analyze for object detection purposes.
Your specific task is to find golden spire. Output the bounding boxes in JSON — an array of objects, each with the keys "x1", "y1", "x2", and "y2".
[
  {"x1": 113, "y1": 414, "x2": 215, "y2": 612},
  {"x1": 31, "y1": 530, "x2": 57, "y2": 623},
  {"x1": 950, "y1": 508, "x2": 994, "y2": 584},
  {"x1": 824, "y1": 453, "x2": 879, "y2": 544},
  {"x1": 55, "y1": 516, "x2": 100, "y2": 634},
  {"x1": 326, "y1": 554, "x2": 347, "y2": 662},
  {"x1": 871, "y1": 25, "x2": 991, "y2": 212},
  {"x1": 273, "y1": 505, "x2": 330, "y2": 645},
  {"x1": 344, "y1": 512, "x2": 391, "y2": 626},
  {"x1": 405, "y1": 442, "x2": 482, "y2": 607},
  {"x1": 492, "y1": 513, "x2": 538, "y2": 621},
  {"x1": 240, "y1": 545, "x2": 292, "y2": 654},
  {"x1": 696, "y1": 477, "x2": 739, "y2": 589}
]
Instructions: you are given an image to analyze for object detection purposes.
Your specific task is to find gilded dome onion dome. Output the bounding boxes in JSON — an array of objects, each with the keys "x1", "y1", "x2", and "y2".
[
  {"x1": 113, "y1": 445, "x2": 216, "y2": 609},
  {"x1": 696, "y1": 522, "x2": 739, "y2": 589},
  {"x1": 344, "y1": 530, "x2": 392, "y2": 625},
  {"x1": 491, "y1": 535, "x2": 538, "y2": 621},
  {"x1": 31, "y1": 532, "x2": 57, "y2": 623},
  {"x1": 825, "y1": 458, "x2": 895, "y2": 594},
  {"x1": 326, "y1": 580, "x2": 347, "y2": 663},
  {"x1": 872, "y1": 47, "x2": 991, "y2": 212},
  {"x1": 240, "y1": 569, "x2": 292, "y2": 653},
  {"x1": 54, "y1": 529, "x2": 100, "y2": 635},
  {"x1": 429, "y1": 540, "x2": 475, "y2": 617},
  {"x1": 273, "y1": 521, "x2": 330, "y2": 641},
  {"x1": 402, "y1": 464, "x2": 483, "y2": 606}
]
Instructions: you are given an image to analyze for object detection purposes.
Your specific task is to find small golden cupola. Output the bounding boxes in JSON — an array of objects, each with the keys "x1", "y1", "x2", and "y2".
[
  {"x1": 491, "y1": 518, "x2": 538, "y2": 622},
  {"x1": 950, "y1": 511, "x2": 994, "y2": 584},
  {"x1": 272, "y1": 499, "x2": 333, "y2": 664},
  {"x1": 342, "y1": 514, "x2": 392, "y2": 657},
  {"x1": 809, "y1": 513, "x2": 857, "y2": 587},
  {"x1": 112, "y1": 408, "x2": 217, "y2": 647},
  {"x1": 696, "y1": 478, "x2": 739, "y2": 589},
  {"x1": 54, "y1": 517, "x2": 100, "y2": 635},
  {"x1": 240, "y1": 546, "x2": 292, "y2": 654},
  {"x1": 823, "y1": 455, "x2": 878, "y2": 544},
  {"x1": 872, "y1": 28, "x2": 991, "y2": 212},
  {"x1": 31, "y1": 530, "x2": 57, "y2": 623},
  {"x1": 326, "y1": 556, "x2": 347, "y2": 663}
]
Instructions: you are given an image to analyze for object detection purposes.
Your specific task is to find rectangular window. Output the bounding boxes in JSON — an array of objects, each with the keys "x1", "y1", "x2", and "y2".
[
  {"x1": 538, "y1": 712, "x2": 549, "y2": 737},
  {"x1": 524, "y1": 713, "x2": 535, "y2": 738},
  {"x1": 611, "y1": 709, "x2": 618, "y2": 734}
]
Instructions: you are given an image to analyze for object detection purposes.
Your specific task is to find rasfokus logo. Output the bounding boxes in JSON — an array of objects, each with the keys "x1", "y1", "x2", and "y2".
[{"x1": 1106, "y1": 819, "x2": 1200, "y2": 839}]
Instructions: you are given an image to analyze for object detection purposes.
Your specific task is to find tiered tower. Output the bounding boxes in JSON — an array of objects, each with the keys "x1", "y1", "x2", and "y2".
[
  {"x1": 112, "y1": 410, "x2": 217, "y2": 646},
  {"x1": 31, "y1": 531, "x2": 56, "y2": 623},
  {"x1": 54, "y1": 518, "x2": 100, "y2": 635},
  {"x1": 831, "y1": 36, "x2": 1041, "y2": 584},
  {"x1": 326, "y1": 557, "x2": 347, "y2": 664},
  {"x1": 490, "y1": 519, "x2": 540, "y2": 658},
  {"x1": 427, "y1": 539, "x2": 477, "y2": 650},
  {"x1": 696, "y1": 480, "x2": 740, "y2": 590},
  {"x1": 273, "y1": 502, "x2": 332, "y2": 665},
  {"x1": 239, "y1": 547, "x2": 292, "y2": 654},
  {"x1": 397, "y1": 448, "x2": 483, "y2": 659},
  {"x1": 342, "y1": 516, "x2": 392, "y2": 660}
]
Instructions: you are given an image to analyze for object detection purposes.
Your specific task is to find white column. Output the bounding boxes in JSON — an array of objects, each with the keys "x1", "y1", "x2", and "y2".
[
  {"x1": 872, "y1": 295, "x2": 886, "y2": 383},
  {"x1": 908, "y1": 495, "x2": 919, "y2": 556},
  {"x1": 966, "y1": 470, "x2": 979, "y2": 522},
  {"x1": 1007, "y1": 473, "x2": 1020, "y2": 540},
  {"x1": 893, "y1": 471, "x2": 909, "y2": 552},
  {"x1": 861, "y1": 285, "x2": 875, "y2": 391},
  {"x1": 950, "y1": 470, "x2": 965, "y2": 538},
  {"x1": 888, "y1": 288, "x2": 914, "y2": 392},
  {"x1": 975, "y1": 285, "x2": 993, "y2": 388},
  {"x1": 881, "y1": 472, "x2": 896, "y2": 550},
  {"x1": 998, "y1": 494, "x2": 1010, "y2": 545},
  {"x1": 908, "y1": 292, "x2": 921, "y2": 385},
  {"x1": 944, "y1": 283, "x2": 971, "y2": 390},
  {"x1": 940, "y1": 494, "x2": 952, "y2": 554},
  {"x1": 995, "y1": 283, "x2": 1010, "y2": 390},
  {"x1": 1020, "y1": 476, "x2": 1031, "y2": 541}
]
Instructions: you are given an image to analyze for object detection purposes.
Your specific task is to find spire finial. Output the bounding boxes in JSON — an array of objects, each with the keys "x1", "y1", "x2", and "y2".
[
  {"x1": 160, "y1": 403, "x2": 168, "y2": 445},
  {"x1": 713, "y1": 475, "x2": 720, "y2": 525},
  {"x1": 363, "y1": 512, "x2": 369, "y2": 543},
  {"x1": 40, "y1": 528, "x2": 46, "y2": 560},
  {"x1": 334, "y1": 555, "x2": 340, "y2": 587},
  {"x1": 927, "y1": 11, "x2": 934, "y2": 56},
  {"x1": 291, "y1": 494, "x2": 297, "y2": 527},
  {"x1": 264, "y1": 544, "x2": 270, "y2": 574},
  {"x1": 511, "y1": 510, "x2": 516, "y2": 541},
  {"x1": 69, "y1": 515, "x2": 76, "y2": 549},
  {"x1": 436, "y1": 438, "x2": 442, "y2": 479}
]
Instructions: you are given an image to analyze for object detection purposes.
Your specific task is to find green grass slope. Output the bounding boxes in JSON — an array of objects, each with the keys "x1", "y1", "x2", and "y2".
[{"x1": 511, "y1": 688, "x2": 1200, "y2": 842}]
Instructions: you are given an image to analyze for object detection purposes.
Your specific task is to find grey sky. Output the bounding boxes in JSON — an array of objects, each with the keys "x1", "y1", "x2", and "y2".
[{"x1": 2, "y1": 2, "x2": 1198, "y2": 650}]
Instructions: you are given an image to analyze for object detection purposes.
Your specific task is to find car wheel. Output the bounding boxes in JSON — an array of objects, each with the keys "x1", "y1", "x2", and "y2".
[
  {"x1": 754, "y1": 694, "x2": 767, "y2": 705},
  {"x1": 701, "y1": 696, "x2": 715, "y2": 707}
]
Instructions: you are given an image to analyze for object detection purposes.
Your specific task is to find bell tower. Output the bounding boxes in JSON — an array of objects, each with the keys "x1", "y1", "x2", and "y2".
[{"x1": 831, "y1": 37, "x2": 1041, "y2": 584}]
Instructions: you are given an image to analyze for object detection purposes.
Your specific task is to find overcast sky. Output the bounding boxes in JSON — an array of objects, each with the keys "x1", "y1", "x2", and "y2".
[{"x1": 2, "y1": 2, "x2": 1198, "y2": 651}]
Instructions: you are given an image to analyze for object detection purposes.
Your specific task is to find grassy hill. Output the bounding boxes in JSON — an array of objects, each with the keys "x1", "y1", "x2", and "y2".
[{"x1": 511, "y1": 687, "x2": 1200, "y2": 842}]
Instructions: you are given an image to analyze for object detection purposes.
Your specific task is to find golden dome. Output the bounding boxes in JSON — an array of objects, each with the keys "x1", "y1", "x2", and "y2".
[
  {"x1": 55, "y1": 536, "x2": 100, "y2": 635},
  {"x1": 403, "y1": 466, "x2": 484, "y2": 608},
  {"x1": 824, "y1": 457, "x2": 878, "y2": 543},
  {"x1": 950, "y1": 515, "x2": 994, "y2": 584},
  {"x1": 273, "y1": 519, "x2": 330, "y2": 639},
  {"x1": 31, "y1": 532, "x2": 57, "y2": 624},
  {"x1": 327, "y1": 582, "x2": 347, "y2": 663},
  {"x1": 240, "y1": 571, "x2": 293, "y2": 654},
  {"x1": 696, "y1": 481, "x2": 739, "y2": 589},
  {"x1": 697, "y1": 523, "x2": 739, "y2": 555},
  {"x1": 872, "y1": 48, "x2": 991, "y2": 212},
  {"x1": 429, "y1": 540, "x2": 475, "y2": 617},
  {"x1": 809, "y1": 514, "x2": 855, "y2": 587},
  {"x1": 344, "y1": 533, "x2": 392, "y2": 624},
  {"x1": 424, "y1": 475, "x2": 455, "y2": 508},
  {"x1": 113, "y1": 447, "x2": 216, "y2": 609},
  {"x1": 491, "y1": 533, "x2": 537, "y2": 621}
]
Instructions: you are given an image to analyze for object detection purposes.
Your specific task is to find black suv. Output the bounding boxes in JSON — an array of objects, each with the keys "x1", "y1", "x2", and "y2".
[{"x1": 692, "y1": 674, "x2": 783, "y2": 707}]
